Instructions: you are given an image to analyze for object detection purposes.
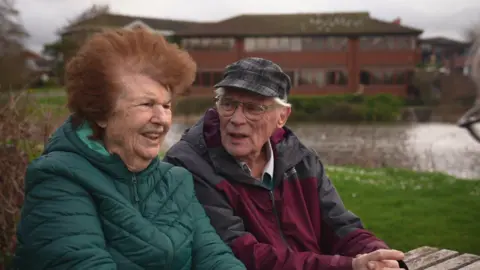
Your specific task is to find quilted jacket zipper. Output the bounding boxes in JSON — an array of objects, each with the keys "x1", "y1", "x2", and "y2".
[
  {"x1": 269, "y1": 190, "x2": 291, "y2": 251},
  {"x1": 131, "y1": 174, "x2": 140, "y2": 208}
]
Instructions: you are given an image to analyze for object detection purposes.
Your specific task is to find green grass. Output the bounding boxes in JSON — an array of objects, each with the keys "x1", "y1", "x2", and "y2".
[
  {"x1": 29, "y1": 87, "x2": 64, "y2": 93},
  {"x1": 36, "y1": 95, "x2": 66, "y2": 106},
  {"x1": 326, "y1": 166, "x2": 480, "y2": 255}
]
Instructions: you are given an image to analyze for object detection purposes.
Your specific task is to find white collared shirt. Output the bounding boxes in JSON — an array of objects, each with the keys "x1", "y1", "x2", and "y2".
[{"x1": 238, "y1": 140, "x2": 274, "y2": 183}]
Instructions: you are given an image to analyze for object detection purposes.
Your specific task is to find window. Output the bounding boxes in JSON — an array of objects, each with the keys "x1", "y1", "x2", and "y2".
[
  {"x1": 296, "y1": 69, "x2": 348, "y2": 87},
  {"x1": 326, "y1": 70, "x2": 348, "y2": 85},
  {"x1": 182, "y1": 38, "x2": 234, "y2": 51},
  {"x1": 212, "y1": 72, "x2": 224, "y2": 85},
  {"x1": 360, "y1": 36, "x2": 388, "y2": 50},
  {"x1": 325, "y1": 37, "x2": 348, "y2": 51},
  {"x1": 278, "y1": 37, "x2": 290, "y2": 51},
  {"x1": 360, "y1": 36, "x2": 415, "y2": 50},
  {"x1": 255, "y1": 38, "x2": 268, "y2": 51},
  {"x1": 243, "y1": 37, "x2": 341, "y2": 52},
  {"x1": 244, "y1": 38, "x2": 256, "y2": 51},
  {"x1": 301, "y1": 37, "x2": 323, "y2": 50},
  {"x1": 267, "y1": 38, "x2": 280, "y2": 50},
  {"x1": 298, "y1": 69, "x2": 314, "y2": 85},
  {"x1": 359, "y1": 68, "x2": 411, "y2": 85},
  {"x1": 290, "y1": 38, "x2": 302, "y2": 51}
]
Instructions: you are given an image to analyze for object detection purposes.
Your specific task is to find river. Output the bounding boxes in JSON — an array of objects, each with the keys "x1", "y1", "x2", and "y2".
[{"x1": 164, "y1": 121, "x2": 479, "y2": 180}]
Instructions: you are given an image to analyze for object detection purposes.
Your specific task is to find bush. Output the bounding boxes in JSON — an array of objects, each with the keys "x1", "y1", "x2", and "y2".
[
  {"x1": 0, "y1": 92, "x2": 48, "y2": 269},
  {"x1": 173, "y1": 94, "x2": 404, "y2": 123}
]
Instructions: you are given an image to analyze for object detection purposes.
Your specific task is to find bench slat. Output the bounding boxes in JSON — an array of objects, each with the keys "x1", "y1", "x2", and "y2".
[
  {"x1": 458, "y1": 260, "x2": 480, "y2": 270},
  {"x1": 423, "y1": 253, "x2": 480, "y2": 270},
  {"x1": 406, "y1": 249, "x2": 458, "y2": 270},
  {"x1": 405, "y1": 246, "x2": 439, "y2": 262}
]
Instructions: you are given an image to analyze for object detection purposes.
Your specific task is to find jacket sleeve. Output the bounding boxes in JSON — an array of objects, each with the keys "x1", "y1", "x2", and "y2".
[
  {"x1": 315, "y1": 158, "x2": 390, "y2": 257},
  {"x1": 314, "y1": 158, "x2": 407, "y2": 268},
  {"x1": 191, "y1": 174, "x2": 355, "y2": 270},
  {"x1": 171, "y1": 169, "x2": 245, "y2": 270},
  {"x1": 14, "y1": 162, "x2": 116, "y2": 270}
]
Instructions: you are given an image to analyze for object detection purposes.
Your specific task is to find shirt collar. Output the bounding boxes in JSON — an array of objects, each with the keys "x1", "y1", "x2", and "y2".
[{"x1": 238, "y1": 140, "x2": 274, "y2": 181}]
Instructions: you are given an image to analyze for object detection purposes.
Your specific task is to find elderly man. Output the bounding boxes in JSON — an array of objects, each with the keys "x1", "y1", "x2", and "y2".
[{"x1": 164, "y1": 57, "x2": 407, "y2": 270}]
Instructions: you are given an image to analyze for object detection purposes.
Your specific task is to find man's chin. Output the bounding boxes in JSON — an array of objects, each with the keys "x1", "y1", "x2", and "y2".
[{"x1": 225, "y1": 146, "x2": 250, "y2": 159}]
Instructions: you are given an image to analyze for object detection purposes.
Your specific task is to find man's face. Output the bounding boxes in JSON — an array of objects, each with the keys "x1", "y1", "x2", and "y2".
[{"x1": 217, "y1": 88, "x2": 290, "y2": 159}]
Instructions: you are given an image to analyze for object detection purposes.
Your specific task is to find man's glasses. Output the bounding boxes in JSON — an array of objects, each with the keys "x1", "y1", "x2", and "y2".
[{"x1": 215, "y1": 97, "x2": 276, "y2": 121}]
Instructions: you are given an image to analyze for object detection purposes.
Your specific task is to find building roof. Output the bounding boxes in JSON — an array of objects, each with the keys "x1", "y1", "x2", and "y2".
[
  {"x1": 420, "y1": 36, "x2": 470, "y2": 47},
  {"x1": 62, "y1": 13, "x2": 198, "y2": 34},
  {"x1": 175, "y1": 12, "x2": 423, "y2": 37}
]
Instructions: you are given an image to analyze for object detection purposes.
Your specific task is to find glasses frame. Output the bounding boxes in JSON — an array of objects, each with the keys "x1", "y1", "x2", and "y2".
[{"x1": 214, "y1": 96, "x2": 277, "y2": 121}]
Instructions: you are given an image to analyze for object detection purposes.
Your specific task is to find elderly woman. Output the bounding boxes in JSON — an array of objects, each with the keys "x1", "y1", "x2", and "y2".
[
  {"x1": 458, "y1": 35, "x2": 480, "y2": 143},
  {"x1": 13, "y1": 28, "x2": 246, "y2": 270}
]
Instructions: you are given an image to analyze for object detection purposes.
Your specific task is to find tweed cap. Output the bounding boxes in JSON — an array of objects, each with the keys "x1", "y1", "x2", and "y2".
[{"x1": 214, "y1": 57, "x2": 292, "y2": 99}]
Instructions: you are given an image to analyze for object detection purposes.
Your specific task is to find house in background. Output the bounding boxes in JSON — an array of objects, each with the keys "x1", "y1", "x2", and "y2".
[
  {"x1": 24, "y1": 50, "x2": 53, "y2": 87},
  {"x1": 58, "y1": 13, "x2": 199, "y2": 63},
  {"x1": 419, "y1": 37, "x2": 471, "y2": 74},
  {"x1": 57, "y1": 11, "x2": 423, "y2": 97},
  {"x1": 176, "y1": 12, "x2": 423, "y2": 97}
]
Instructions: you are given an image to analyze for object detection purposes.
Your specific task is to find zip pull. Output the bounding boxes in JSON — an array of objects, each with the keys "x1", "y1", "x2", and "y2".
[{"x1": 132, "y1": 174, "x2": 140, "y2": 203}]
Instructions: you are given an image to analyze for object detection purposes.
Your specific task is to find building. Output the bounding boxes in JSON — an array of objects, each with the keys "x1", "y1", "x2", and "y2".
[
  {"x1": 419, "y1": 37, "x2": 471, "y2": 74},
  {"x1": 59, "y1": 13, "x2": 198, "y2": 62},
  {"x1": 23, "y1": 50, "x2": 54, "y2": 88},
  {"x1": 176, "y1": 12, "x2": 423, "y2": 97},
  {"x1": 59, "y1": 12, "x2": 423, "y2": 97}
]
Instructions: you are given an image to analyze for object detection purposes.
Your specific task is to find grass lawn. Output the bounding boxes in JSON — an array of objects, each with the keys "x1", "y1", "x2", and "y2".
[{"x1": 326, "y1": 166, "x2": 480, "y2": 255}]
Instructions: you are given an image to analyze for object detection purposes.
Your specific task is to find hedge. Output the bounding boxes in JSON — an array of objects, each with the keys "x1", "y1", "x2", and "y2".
[{"x1": 174, "y1": 94, "x2": 404, "y2": 123}]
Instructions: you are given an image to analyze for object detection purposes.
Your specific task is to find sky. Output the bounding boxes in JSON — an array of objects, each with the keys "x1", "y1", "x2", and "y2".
[{"x1": 14, "y1": 0, "x2": 480, "y2": 53}]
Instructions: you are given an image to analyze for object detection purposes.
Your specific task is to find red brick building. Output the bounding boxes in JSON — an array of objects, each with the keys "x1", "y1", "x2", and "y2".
[{"x1": 175, "y1": 12, "x2": 423, "y2": 97}]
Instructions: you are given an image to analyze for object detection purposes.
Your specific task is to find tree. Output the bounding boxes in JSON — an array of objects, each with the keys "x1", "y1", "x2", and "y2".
[
  {"x1": 42, "y1": 4, "x2": 110, "y2": 85},
  {"x1": 64, "y1": 4, "x2": 109, "y2": 31},
  {"x1": 0, "y1": 0, "x2": 29, "y2": 91}
]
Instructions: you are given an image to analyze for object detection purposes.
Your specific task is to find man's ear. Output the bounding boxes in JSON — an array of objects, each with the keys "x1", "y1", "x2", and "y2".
[{"x1": 276, "y1": 107, "x2": 291, "y2": 128}]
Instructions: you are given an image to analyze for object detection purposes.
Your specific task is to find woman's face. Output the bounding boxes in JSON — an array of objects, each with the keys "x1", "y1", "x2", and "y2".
[{"x1": 98, "y1": 74, "x2": 172, "y2": 171}]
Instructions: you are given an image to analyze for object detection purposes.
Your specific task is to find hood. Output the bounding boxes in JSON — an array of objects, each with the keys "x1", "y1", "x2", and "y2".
[
  {"x1": 177, "y1": 108, "x2": 311, "y2": 186},
  {"x1": 43, "y1": 116, "x2": 159, "y2": 179}
]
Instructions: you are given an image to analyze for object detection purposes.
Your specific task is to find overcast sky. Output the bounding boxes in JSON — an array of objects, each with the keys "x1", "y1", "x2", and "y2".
[{"x1": 15, "y1": 0, "x2": 480, "y2": 53}]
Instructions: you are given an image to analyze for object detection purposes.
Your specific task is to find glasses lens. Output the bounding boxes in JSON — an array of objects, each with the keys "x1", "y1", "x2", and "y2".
[
  {"x1": 244, "y1": 103, "x2": 266, "y2": 116},
  {"x1": 218, "y1": 99, "x2": 236, "y2": 114}
]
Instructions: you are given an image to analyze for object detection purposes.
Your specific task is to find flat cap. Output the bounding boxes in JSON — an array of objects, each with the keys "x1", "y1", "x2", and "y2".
[{"x1": 214, "y1": 57, "x2": 292, "y2": 99}]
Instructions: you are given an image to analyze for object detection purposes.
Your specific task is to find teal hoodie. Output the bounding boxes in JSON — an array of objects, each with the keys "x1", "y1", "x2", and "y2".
[{"x1": 14, "y1": 117, "x2": 246, "y2": 270}]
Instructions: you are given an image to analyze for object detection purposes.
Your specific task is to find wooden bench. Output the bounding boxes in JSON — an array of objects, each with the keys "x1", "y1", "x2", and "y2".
[{"x1": 405, "y1": 246, "x2": 480, "y2": 269}]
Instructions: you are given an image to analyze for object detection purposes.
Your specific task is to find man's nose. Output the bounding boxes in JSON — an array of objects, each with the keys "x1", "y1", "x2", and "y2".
[{"x1": 230, "y1": 105, "x2": 247, "y2": 125}]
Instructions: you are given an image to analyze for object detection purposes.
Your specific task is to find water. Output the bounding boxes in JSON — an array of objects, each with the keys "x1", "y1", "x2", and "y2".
[{"x1": 164, "y1": 121, "x2": 480, "y2": 179}]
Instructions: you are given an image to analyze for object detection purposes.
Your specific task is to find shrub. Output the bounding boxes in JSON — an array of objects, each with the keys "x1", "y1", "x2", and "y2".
[
  {"x1": 172, "y1": 94, "x2": 404, "y2": 123},
  {"x1": 0, "y1": 92, "x2": 49, "y2": 269}
]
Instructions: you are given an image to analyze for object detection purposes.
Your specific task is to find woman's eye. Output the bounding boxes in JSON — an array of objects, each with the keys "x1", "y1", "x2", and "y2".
[
  {"x1": 141, "y1": 102, "x2": 153, "y2": 107},
  {"x1": 163, "y1": 104, "x2": 171, "y2": 109}
]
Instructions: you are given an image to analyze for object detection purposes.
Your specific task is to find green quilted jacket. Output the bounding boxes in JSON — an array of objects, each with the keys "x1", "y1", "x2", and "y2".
[{"x1": 14, "y1": 118, "x2": 246, "y2": 270}]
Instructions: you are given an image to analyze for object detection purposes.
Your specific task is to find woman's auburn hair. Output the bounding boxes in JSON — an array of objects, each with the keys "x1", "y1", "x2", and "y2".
[{"x1": 65, "y1": 27, "x2": 196, "y2": 139}]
